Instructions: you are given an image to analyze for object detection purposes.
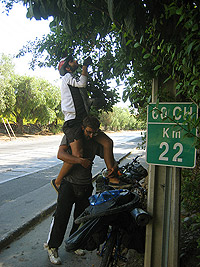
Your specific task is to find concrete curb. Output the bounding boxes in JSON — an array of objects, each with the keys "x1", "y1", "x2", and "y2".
[
  {"x1": 0, "y1": 152, "x2": 132, "y2": 251},
  {"x1": 0, "y1": 203, "x2": 56, "y2": 251}
]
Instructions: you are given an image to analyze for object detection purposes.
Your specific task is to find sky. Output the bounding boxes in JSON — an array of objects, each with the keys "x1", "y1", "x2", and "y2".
[
  {"x1": 0, "y1": 2, "x2": 129, "y2": 107},
  {"x1": 0, "y1": 3, "x2": 58, "y2": 83}
]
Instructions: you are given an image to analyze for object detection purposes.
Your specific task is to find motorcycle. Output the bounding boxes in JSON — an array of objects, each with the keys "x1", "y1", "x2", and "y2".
[
  {"x1": 65, "y1": 156, "x2": 151, "y2": 267},
  {"x1": 95, "y1": 155, "x2": 148, "y2": 206}
]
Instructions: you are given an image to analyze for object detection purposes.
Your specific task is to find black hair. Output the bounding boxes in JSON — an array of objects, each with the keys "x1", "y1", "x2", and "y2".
[
  {"x1": 58, "y1": 54, "x2": 74, "y2": 76},
  {"x1": 82, "y1": 116, "x2": 100, "y2": 130},
  {"x1": 63, "y1": 55, "x2": 73, "y2": 70}
]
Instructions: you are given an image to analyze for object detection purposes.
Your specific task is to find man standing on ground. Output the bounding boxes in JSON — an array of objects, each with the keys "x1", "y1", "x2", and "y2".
[{"x1": 44, "y1": 116, "x2": 108, "y2": 265}]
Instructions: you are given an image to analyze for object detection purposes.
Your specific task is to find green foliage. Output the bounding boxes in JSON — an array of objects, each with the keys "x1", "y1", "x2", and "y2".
[
  {"x1": 181, "y1": 160, "x2": 200, "y2": 213},
  {"x1": 10, "y1": 75, "x2": 61, "y2": 126},
  {"x1": 0, "y1": 77, "x2": 16, "y2": 115},
  {"x1": 123, "y1": 75, "x2": 152, "y2": 109},
  {"x1": 0, "y1": 54, "x2": 61, "y2": 131},
  {"x1": 142, "y1": 2, "x2": 200, "y2": 106},
  {"x1": 49, "y1": 123, "x2": 62, "y2": 134},
  {"x1": 16, "y1": 31, "x2": 122, "y2": 111},
  {"x1": 0, "y1": 53, "x2": 15, "y2": 78},
  {"x1": 2, "y1": 0, "x2": 200, "y2": 132},
  {"x1": 0, "y1": 54, "x2": 16, "y2": 115},
  {"x1": 99, "y1": 106, "x2": 145, "y2": 131},
  {"x1": 181, "y1": 155, "x2": 200, "y2": 257}
]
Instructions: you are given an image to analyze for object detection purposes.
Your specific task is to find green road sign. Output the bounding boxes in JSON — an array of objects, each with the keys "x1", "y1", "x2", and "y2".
[{"x1": 146, "y1": 102, "x2": 198, "y2": 168}]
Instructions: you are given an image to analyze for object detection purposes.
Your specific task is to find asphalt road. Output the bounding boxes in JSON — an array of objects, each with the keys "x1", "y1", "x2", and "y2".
[
  {"x1": 0, "y1": 134, "x2": 62, "y2": 184},
  {"x1": 0, "y1": 131, "x2": 145, "y2": 203},
  {"x1": 0, "y1": 131, "x2": 145, "y2": 184}
]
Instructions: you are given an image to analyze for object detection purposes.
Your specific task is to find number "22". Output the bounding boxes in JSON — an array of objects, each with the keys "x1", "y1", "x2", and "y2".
[{"x1": 159, "y1": 142, "x2": 183, "y2": 162}]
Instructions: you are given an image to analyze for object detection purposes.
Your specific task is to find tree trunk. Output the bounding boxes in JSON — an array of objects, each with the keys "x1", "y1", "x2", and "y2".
[{"x1": 16, "y1": 115, "x2": 23, "y2": 133}]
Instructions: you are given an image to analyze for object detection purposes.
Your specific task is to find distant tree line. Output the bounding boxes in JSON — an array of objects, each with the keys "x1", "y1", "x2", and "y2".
[
  {"x1": 0, "y1": 54, "x2": 146, "y2": 133},
  {"x1": 99, "y1": 106, "x2": 146, "y2": 131},
  {"x1": 0, "y1": 54, "x2": 62, "y2": 132}
]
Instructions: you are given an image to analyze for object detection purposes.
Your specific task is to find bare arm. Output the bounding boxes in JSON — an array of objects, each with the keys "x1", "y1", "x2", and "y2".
[
  {"x1": 57, "y1": 145, "x2": 92, "y2": 168},
  {"x1": 81, "y1": 65, "x2": 88, "y2": 77}
]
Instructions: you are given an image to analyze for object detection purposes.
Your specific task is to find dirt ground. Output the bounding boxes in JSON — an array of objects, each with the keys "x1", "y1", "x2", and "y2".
[{"x1": 0, "y1": 122, "x2": 60, "y2": 142}]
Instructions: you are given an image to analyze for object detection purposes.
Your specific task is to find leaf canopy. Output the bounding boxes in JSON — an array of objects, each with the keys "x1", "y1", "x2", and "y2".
[{"x1": 2, "y1": 0, "x2": 200, "y2": 110}]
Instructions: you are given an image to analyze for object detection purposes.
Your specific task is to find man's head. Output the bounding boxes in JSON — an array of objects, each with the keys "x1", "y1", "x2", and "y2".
[
  {"x1": 82, "y1": 116, "x2": 100, "y2": 140},
  {"x1": 58, "y1": 55, "x2": 79, "y2": 76}
]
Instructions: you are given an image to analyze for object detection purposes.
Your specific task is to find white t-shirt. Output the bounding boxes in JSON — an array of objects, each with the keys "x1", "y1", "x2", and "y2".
[{"x1": 61, "y1": 73, "x2": 88, "y2": 121}]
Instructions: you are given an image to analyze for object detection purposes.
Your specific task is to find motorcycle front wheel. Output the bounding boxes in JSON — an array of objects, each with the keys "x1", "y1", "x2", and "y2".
[{"x1": 100, "y1": 230, "x2": 117, "y2": 267}]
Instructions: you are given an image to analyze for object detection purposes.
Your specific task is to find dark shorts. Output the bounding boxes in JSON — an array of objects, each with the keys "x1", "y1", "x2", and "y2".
[{"x1": 63, "y1": 120, "x2": 83, "y2": 144}]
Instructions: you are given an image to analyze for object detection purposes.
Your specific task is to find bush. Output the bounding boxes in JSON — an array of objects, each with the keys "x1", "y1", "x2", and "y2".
[{"x1": 181, "y1": 154, "x2": 200, "y2": 213}]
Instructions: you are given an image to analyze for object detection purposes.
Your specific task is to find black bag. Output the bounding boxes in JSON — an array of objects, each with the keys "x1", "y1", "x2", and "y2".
[
  {"x1": 65, "y1": 190, "x2": 140, "y2": 252},
  {"x1": 65, "y1": 217, "x2": 108, "y2": 251}
]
